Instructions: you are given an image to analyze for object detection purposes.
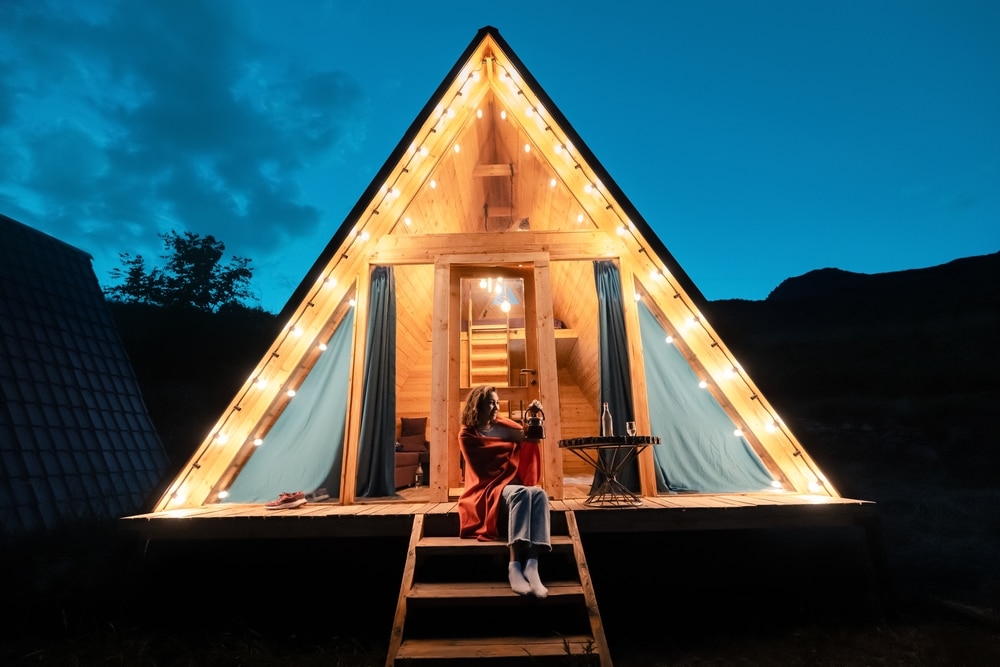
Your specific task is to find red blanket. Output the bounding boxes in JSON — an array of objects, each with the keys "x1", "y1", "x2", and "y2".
[{"x1": 458, "y1": 418, "x2": 540, "y2": 541}]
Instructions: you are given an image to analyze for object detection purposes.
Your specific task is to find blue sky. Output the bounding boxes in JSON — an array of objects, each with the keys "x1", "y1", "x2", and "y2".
[{"x1": 2, "y1": 1, "x2": 997, "y2": 313}]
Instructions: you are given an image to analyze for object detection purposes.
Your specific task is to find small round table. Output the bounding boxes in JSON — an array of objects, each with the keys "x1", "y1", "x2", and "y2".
[{"x1": 558, "y1": 436, "x2": 661, "y2": 507}]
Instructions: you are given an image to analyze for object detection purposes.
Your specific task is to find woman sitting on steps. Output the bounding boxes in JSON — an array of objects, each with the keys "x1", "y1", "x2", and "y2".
[{"x1": 457, "y1": 385, "x2": 550, "y2": 598}]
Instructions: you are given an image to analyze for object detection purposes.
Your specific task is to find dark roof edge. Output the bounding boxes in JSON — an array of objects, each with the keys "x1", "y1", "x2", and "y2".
[
  {"x1": 484, "y1": 29, "x2": 710, "y2": 309},
  {"x1": 276, "y1": 28, "x2": 494, "y2": 322},
  {"x1": 1, "y1": 213, "x2": 95, "y2": 263}
]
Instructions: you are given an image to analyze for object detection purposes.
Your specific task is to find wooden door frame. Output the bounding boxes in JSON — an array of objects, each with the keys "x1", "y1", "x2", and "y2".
[{"x1": 428, "y1": 252, "x2": 563, "y2": 502}]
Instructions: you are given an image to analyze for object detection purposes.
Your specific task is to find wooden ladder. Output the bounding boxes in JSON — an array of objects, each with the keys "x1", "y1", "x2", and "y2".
[{"x1": 385, "y1": 510, "x2": 612, "y2": 666}]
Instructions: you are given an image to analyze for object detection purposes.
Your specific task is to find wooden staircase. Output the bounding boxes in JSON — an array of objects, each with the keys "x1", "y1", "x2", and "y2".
[
  {"x1": 385, "y1": 510, "x2": 612, "y2": 666},
  {"x1": 466, "y1": 323, "x2": 511, "y2": 387}
]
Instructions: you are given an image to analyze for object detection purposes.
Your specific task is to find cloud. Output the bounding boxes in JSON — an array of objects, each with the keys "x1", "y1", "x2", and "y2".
[{"x1": 0, "y1": 0, "x2": 366, "y2": 279}]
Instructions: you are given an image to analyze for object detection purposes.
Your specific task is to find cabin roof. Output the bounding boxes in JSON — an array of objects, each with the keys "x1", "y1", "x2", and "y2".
[{"x1": 0, "y1": 213, "x2": 169, "y2": 536}]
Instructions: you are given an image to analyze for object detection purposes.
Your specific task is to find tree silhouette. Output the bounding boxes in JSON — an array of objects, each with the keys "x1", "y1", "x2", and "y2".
[{"x1": 105, "y1": 231, "x2": 259, "y2": 312}]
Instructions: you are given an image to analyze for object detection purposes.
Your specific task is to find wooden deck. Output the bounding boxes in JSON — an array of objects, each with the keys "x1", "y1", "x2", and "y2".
[{"x1": 119, "y1": 490, "x2": 880, "y2": 542}]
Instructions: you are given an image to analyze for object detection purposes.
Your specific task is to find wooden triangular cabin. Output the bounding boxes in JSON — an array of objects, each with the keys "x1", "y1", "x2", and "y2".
[
  {"x1": 140, "y1": 26, "x2": 853, "y2": 512},
  {"x1": 123, "y1": 27, "x2": 884, "y2": 664}
]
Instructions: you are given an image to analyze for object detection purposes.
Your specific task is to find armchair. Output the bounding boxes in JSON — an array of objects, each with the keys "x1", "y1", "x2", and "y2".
[{"x1": 394, "y1": 416, "x2": 430, "y2": 489}]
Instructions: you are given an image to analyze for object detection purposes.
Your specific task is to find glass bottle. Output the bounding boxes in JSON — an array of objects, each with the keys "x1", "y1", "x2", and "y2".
[
  {"x1": 600, "y1": 402, "x2": 613, "y2": 437},
  {"x1": 415, "y1": 462, "x2": 424, "y2": 487}
]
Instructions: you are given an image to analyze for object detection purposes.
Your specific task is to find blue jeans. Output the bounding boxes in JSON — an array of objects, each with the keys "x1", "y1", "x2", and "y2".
[{"x1": 502, "y1": 484, "x2": 551, "y2": 550}]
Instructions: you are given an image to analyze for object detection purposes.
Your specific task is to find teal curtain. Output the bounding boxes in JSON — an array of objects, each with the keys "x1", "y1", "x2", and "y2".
[
  {"x1": 355, "y1": 266, "x2": 398, "y2": 497},
  {"x1": 592, "y1": 260, "x2": 638, "y2": 492},
  {"x1": 637, "y1": 302, "x2": 774, "y2": 492},
  {"x1": 224, "y1": 307, "x2": 355, "y2": 502}
]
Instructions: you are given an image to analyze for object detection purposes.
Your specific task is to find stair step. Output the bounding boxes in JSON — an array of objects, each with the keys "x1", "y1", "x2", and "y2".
[
  {"x1": 417, "y1": 535, "x2": 573, "y2": 553},
  {"x1": 395, "y1": 634, "x2": 601, "y2": 661},
  {"x1": 408, "y1": 580, "x2": 583, "y2": 600}
]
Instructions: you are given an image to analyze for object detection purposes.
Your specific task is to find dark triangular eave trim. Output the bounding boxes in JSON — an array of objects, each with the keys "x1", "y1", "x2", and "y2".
[
  {"x1": 277, "y1": 26, "x2": 708, "y2": 321},
  {"x1": 276, "y1": 28, "x2": 494, "y2": 322},
  {"x1": 483, "y1": 30, "x2": 709, "y2": 308}
]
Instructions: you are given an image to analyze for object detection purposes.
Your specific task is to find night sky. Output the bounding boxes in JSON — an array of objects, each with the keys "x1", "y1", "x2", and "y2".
[{"x1": 2, "y1": 0, "x2": 997, "y2": 313}]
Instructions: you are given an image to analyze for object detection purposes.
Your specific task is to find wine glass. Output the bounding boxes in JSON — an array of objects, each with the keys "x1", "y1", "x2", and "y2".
[{"x1": 625, "y1": 421, "x2": 637, "y2": 439}]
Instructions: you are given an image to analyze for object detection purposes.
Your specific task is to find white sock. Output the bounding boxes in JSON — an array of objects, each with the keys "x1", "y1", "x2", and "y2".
[
  {"x1": 508, "y1": 561, "x2": 531, "y2": 595},
  {"x1": 523, "y1": 558, "x2": 548, "y2": 599}
]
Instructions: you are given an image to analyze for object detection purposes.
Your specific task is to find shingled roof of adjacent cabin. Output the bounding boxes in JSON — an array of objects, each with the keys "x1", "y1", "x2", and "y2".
[{"x1": 1, "y1": 213, "x2": 168, "y2": 538}]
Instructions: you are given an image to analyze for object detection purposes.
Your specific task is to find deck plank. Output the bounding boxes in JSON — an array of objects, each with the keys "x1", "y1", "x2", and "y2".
[{"x1": 120, "y1": 492, "x2": 875, "y2": 542}]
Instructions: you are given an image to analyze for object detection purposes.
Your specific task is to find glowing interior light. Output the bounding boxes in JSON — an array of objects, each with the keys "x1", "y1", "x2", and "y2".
[
  {"x1": 429, "y1": 179, "x2": 437, "y2": 189},
  {"x1": 583, "y1": 183, "x2": 592, "y2": 194},
  {"x1": 479, "y1": 278, "x2": 487, "y2": 289},
  {"x1": 649, "y1": 270, "x2": 661, "y2": 280},
  {"x1": 390, "y1": 187, "x2": 400, "y2": 198},
  {"x1": 349, "y1": 297, "x2": 357, "y2": 307},
  {"x1": 215, "y1": 433, "x2": 228, "y2": 445},
  {"x1": 454, "y1": 144, "x2": 461, "y2": 153},
  {"x1": 523, "y1": 143, "x2": 531, "y2": 153},
  {"x1": 446, "y1": 107, "x2": 455, "y2": 118},
  {"x1": 525, "y1": 107, "x2": 534, "y2": 117},
  {"x1": 725, "y1": 367, "x2": 737, "y2": 378},
  {"x1": 404, "y1": 217, "x2": 412, "y2": 226},
  {"x1": 501, "y1": 299, "x2": 511, "y2": 313},
  {"x1": 554, "y1": 144, "x2": 563, "y2": 155},
  {"x1": 616, "y1": 226, "x2": 626, "y2": 235},
  {"x1": 358, "y1": 231, "x2": 370, "y2": 241},
  {"x1": 565, "y1": 141, "x2": 574, "y2": 152},
  {"x1": 576, "y1": 213, "x2": 584, "y2": 223},
  {"x1": 698, "y1": 380, "x2": 708, "y2": 389},
  {"x1": 665, "y1": 335, "x2": 674, "y2": 344},
  {"x1": 476, "y1": 108, "x2": 483, "y2": 119},
  {"x1": 217, "y1": 490, "x2": 229, "y2": 500},
  {"x1": 291, "y1": 326, "x2": 302, "y2": 337},
  {"x1": 770, "y1": 480, "x2": 784, "y2": 489},
  {"x1": 324, "y1": 277, "x2": 337, "y2": 288},
  {"x1": 419, "y1": 146, "x2": 428, "y2": 156},
  {"x1": 254, "y1": 377, "x2": 267, "y2": 388},
  {"x1": 549, "y1": 178, "x2": 557, "y2": 188},
  {"x1": 317, "y1": 342, "x2": 327, "y2": 351},
  {"x1": 687, "y1": 317, "x2": 698, "y2": 329},
  {"x1": 286, "y1": 389, "x2": 296, "y2": 397},
  {"x1": 500, "y1": 110, "x2": 507, "y2": 120},
  {"x1": 765, "y1": 421, "x2": 778, "y2": 433},
  {"x1": 733, "y1": 428, "x2": 743, "y2": 437},
  {"x1": 253, "y1": 438, "x2": 264, "y2": 447},
  {"x1": 634, "y1": 293, "x2": 642, "y2": 301},
  {"x1": 807, "y1": 480, "x2": 822, "y2": 493}
]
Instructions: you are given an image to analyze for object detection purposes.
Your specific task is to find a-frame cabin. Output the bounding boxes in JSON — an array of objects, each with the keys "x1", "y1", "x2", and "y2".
[
  {"x1": 122, "y1": 26, "x2": 882, "y2": 665},
  {"x1": 143, "y1": 26, "x2": 844, "y2": 510}
]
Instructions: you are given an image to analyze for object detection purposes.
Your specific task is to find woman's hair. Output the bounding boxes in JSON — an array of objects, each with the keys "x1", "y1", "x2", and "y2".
[{"x1": 461, "y1": 385, "x2": 496, "y2": 428}]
